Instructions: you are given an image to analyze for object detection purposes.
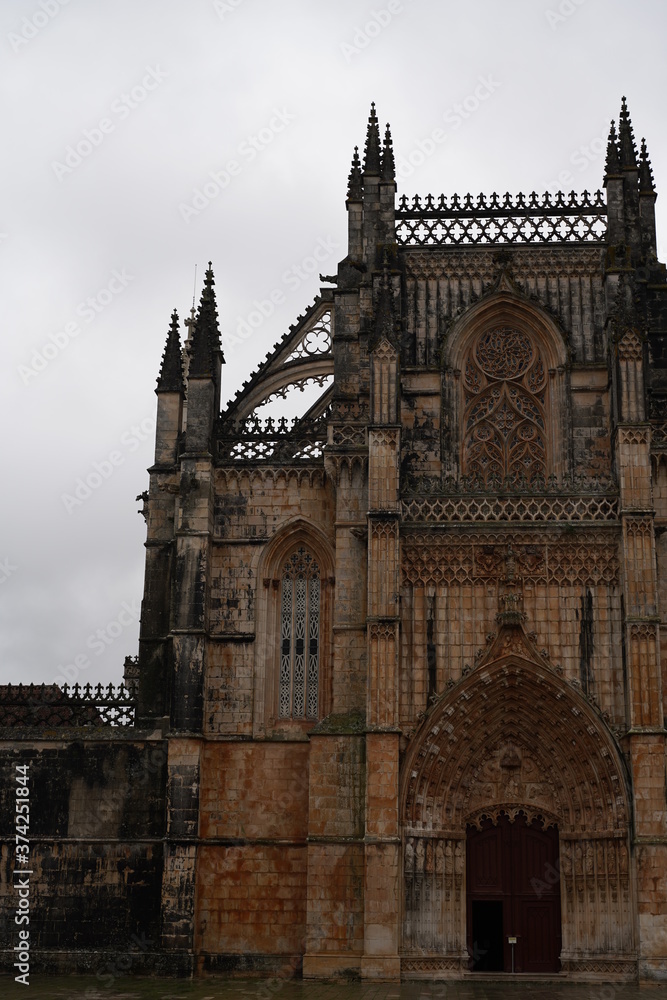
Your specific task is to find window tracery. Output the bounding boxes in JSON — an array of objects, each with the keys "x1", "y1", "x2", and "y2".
[
  {"x1": 278, "y1": 547, "x2": 320, "y2": 719},
  {"x1": 462, "y1": 327, "x2": 548, "y2": 485}
]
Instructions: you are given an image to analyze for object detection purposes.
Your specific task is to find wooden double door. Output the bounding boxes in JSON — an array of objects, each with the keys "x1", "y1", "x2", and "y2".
[{"x1": 466, "y1": 813, "x2": 561, "y2": 973}]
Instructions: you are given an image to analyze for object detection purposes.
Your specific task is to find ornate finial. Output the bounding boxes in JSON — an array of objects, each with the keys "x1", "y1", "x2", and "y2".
[
  {"x1": 618, "y1": 96, "x2": 637, "y2": 169},
  {"x1": 605, "y1": 120, "x2": 621, "y2": 176},
  {"x1": 156, "y1": 309, "x2": 184, "y2": 392},
  {"x1": 381, "y1": 123, "x2": 395, "y2": 181},
  {"x1": 347, "y1": 145, "x2": 363, "y2": 200},
  {"x1": 363, "y1": 102, "x2": 381, "y2": 175},
  {"x1": 189, "y1": 262, "x2": 224, "y2": 376},
  {"x1": 639, "y1": 137, "x2": 656, "y2": 194}
]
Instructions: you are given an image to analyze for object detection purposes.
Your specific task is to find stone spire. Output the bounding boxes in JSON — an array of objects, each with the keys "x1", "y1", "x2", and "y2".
[
  {"x1": 638, "y1": 136, "x2": 658, "y2": 259},
  {"x1": 157, "y1": 309, "x2": 184, "y2": 392},
  {"x1": 639, "y1": 137, "x2": 656, "y2": 194},
  {"x1": 381, "y1": 123, "x2": 395, "y2": 181},
  {"x1": 189, "y1": 262, "x2": 223, "y2": 377},
  {"x1": 363, "y1": 102, "x2": 381, "y2": 175},
  {"x1": 347, "y1": 145, "x2": 363, "y2": 200},
  {"x1": 618, "y1": 96, "x2": 638, "y2": 169},
  {"x1": 605, "y1": 120, "x2": 621, "y2": 176}
]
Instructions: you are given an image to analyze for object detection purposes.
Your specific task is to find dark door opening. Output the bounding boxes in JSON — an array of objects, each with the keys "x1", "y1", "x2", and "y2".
[
  {"x1": 466, "y1": 812, "x2": 561, "y2": 973},
  {"x1": 470, "y1": 900, "x2": 504, "y2": 971}
]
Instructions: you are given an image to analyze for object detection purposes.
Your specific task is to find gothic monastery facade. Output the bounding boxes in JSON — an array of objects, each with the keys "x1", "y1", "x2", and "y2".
[{"x1": 1, "y1": 99, "x2": 666, "y2": 982}]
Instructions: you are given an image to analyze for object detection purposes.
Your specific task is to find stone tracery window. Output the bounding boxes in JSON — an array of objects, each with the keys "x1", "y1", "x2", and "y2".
[
  {"x1": 462, "y1": 327, "x2": 548, "y2": 485},
  {"x1": 278, "y1": 547, "x2": 320, "y2": 719}
]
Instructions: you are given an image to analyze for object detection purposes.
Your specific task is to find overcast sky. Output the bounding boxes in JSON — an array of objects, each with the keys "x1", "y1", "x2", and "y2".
[{"x1": 3, "y1": 0, "x2": 667, "y2": 688}]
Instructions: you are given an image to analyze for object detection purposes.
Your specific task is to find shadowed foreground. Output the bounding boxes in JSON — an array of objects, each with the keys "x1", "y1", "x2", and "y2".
[{"x1": 2, "y1": 976, "x2": 667, "y2": 1000}]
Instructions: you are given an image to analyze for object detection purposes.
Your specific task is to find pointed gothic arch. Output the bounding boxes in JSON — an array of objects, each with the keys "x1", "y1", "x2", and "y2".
[
  {"x1": 399, "y1": 641, "x2": 635, "y2": 977},
  {"x1": 253, "y1": 518, "x2": 334, "y2": 735},
  {"x1": 441, "y1": 289, "x2": 570, "y2": 482}
]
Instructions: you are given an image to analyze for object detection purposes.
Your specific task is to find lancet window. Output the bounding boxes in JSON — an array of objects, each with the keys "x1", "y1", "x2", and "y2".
[
  {"x1": 278, "y1": 547, "x2": 320, "y2": 719},
  {"x1": 462, "y1": 326, "x2": 548, "y2": 485}
]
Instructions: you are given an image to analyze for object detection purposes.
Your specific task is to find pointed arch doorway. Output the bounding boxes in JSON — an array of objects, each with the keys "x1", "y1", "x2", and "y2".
[
  {"x1": 400, "y1": 643, "x2": 635, "y2": 977},
  {"x1": 466, "y1": 812, "x2": 561, "y2": 973}
]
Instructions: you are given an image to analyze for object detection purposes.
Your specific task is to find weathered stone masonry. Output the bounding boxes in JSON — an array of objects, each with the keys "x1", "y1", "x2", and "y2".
[{"x1": 1, "y1": 98, "x2": 666, "y2": 981}]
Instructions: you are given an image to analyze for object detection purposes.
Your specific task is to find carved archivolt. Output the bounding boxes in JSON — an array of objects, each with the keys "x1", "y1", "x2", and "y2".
[
  {"x1": 399, "y1": 652, "x2": 634, "y2": 964},
  {"x1": 401, "y1": 658, "x2": 629, "y2": 836}
]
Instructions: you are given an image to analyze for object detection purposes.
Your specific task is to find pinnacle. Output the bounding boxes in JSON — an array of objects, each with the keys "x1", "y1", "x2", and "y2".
[
  {"x1": 639, "y1": 137, "x2": 656, "y2": 194},
  {"x1": 156, "y1": 309, "x2": 184, "y2": 392},
  {"x1": 618, "y1": 96, "x2": 637, "y2": 169},
  {"x1": 347, "y1": 145, "x2": 363, "y2": 200},
  {"x1": 189, "y1": 262, "x2": 224, "y2": 377},
  {"x1": 363, "y1": 101, "x2": 381, "y2": 175},
  {"x1": 381, "y1": 123, "x2": 395, "y2": 181},
  {"x1": 605, "y1": 120, "x2": 620, "y2": 176}
]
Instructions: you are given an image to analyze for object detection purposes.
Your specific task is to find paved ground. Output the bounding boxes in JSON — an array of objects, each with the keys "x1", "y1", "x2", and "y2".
[{"x1": 2, "y1": 977, "x2": 667, "y2": 1000}]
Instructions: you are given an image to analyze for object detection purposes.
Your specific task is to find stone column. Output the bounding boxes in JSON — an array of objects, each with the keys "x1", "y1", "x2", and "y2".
[
  {"x1": 616, "y1": 412, "x2": 667, "y2": 978},
  {"x1": 362, "y1": 415, "x2": 401, "y2": 980}
]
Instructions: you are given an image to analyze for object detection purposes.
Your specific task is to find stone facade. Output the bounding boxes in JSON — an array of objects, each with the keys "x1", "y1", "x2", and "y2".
[{"x1": 1, "y1": 99, "x2": 666, "y2": 982}]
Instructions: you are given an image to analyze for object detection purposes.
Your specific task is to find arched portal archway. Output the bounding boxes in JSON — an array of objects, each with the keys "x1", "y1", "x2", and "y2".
[{"x1": 399, "y1": 636, "x2": 635, "y2": 979}]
